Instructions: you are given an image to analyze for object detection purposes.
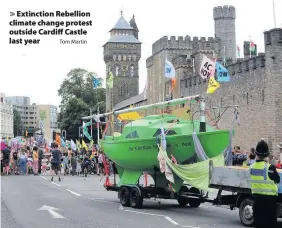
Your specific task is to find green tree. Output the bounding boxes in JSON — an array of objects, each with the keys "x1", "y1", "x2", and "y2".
[
  {"x1": 13, "y1": 109, "x2": 23, "y2": 136},
  {"x1": 58, "y1": 68, "x2": 106, "y2": 141}
]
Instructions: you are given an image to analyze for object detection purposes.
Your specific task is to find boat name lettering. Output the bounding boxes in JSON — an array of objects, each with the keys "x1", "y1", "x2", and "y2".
[
  {"x1": 128, "y1": 142, "x2": 191, "y2": 152},
  {"x1": 181, "y1": 142, "x2": 192, "y2": 147}
]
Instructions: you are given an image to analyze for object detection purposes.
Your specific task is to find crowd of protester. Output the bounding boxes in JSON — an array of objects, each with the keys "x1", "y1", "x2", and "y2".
[
  {"x1": 0, "y1": 142, "x2": 118, "y2": 180},
  {"x1": 232, "y1": 145, "x2": 282, "y2": 169}
]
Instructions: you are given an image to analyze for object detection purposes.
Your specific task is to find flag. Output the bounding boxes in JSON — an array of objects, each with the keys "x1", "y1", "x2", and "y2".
[
  {"x1": 55, "y1": 134, "x2": 60, "y2": 145},
  {"x1": 71, "y1": 139, "x2": 77, "y2": 151},
  {"x1": 61, "y1": 137, "x2": 66, "y2": 147},
  {"x1": 83, "y1": 121, "x2": 92, "y2": 141},
  {"x1": 171, "y1": 78, "x2": 177, "y2": 93},
  {"x1": 92, "y1": 76, "x2": 100, "y2": 89},
  {"x1": 82, "y1": 140, "x2": 88, "y2": 151},
  {"x1": 216, "y1": 62, "x2": 230, "y2": 82},
  {"x1": 237, "y1": 45, "x2": 240, "y2": 58},
  {"x1": 250, "y1": 40, "x2": 255, "y2": 52},
  {"x1": 107, "y1": 72, "x2": 113, "y2": 88},
  {"x1": 76, "y1": 140, "x2": 81, "y2": 151},
  {"x1": 207, "y1": 77, "x2": 220, "y2": 94},
  {"x1": 164, "y1": 59, "x2": 175, "y2": 78},
  {"x1": 199, "y1": 55, "x2": 216, "y2": 79}
]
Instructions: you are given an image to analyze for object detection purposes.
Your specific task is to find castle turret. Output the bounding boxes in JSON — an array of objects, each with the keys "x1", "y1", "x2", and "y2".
[
  {"x1": 104, "y1": 11, "x2": 141, "y2": 113},
  {"x1": 130, "y1": 15, "x2": 139, "y2": 39},
  {"x1": 213, "y1": 5, "x2": 236, "y2": 63}
]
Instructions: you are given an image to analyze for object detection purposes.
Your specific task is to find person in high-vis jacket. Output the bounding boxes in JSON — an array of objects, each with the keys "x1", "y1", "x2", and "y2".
[{"x1": 250, "y1": 140, "x2": 280, "y2": 228}]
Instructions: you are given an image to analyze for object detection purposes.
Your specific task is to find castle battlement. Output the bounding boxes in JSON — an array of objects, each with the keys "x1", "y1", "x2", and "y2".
[
  {"x1": 226, "y1": 54, "x2": 265, "y2": 75},
  {"x1": 192, "y1": 37, "x2": 218, "y2": 54},
  {"x1": 152, "y1": 35, "x2": 193, "y2": 55},
  {"x1": 213, "y1": 5, "x2": 236, "y2": 20},
  {"x1": 264, "y1": 28, "x2": 282, "y2": 46},
  {"x1": 152, "y1": 35, "x2": 221, "y2": 55}
]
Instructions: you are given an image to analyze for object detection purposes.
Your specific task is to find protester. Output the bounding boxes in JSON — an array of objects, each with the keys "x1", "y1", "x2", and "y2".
[
  {"x1": 41, "y1": 154, "x2": 48, "y2": 175},
  {"x1": 245, "y1": 148, "x2": 256, "y2": 166},
  {"x1": 38, "y1": 148, "x2": 44, "y2": 174},
  {"x1": 232, "y1": 146, "x2": 247, "y2": 166},
  {"x1": 27, "y1": 153, "x2": 33, "y2": 174},
  {"x1": 2, "y1": 147, "x2": 10, "y2": 174},
  {"x1": 62, "y1": 152, "x2": 69, "y2": 175},
  {"x1": 12, "y1": 149, "x2": 19, "y2": 175},
  {"x1": 32, "y1": 147, "x2": 39, "y2": 175},
  {"x1": 76, "y1": 157, "x2": 82, "y2": 175},
  {"x1": 50, "y1": 143, "x2": 61, "y2": 182},
  {"x1": 70, "y1": 152, "x2": 77, "y2": 176},
  {"x1": 19, "y1": 149, "x2": 27, "y2": 175},
  {"x1": 97, "y1": 150, "x2": 104, "y2": 175}
]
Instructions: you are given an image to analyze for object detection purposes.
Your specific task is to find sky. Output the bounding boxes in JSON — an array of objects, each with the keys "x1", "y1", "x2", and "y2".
[{"x1": 0, "y1": 0, "x2": 281, "y2": 107}]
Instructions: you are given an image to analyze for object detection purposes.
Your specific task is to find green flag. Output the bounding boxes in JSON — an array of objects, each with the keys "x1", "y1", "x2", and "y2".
[{"x1": 107, "y1": 72, "x2": 113, "y2": 88}]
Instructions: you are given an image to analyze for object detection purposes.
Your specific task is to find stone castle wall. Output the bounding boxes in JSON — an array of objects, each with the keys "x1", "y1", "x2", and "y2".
[{"x1": 181, "y1": 29, "x2": 282, "y2": 157}]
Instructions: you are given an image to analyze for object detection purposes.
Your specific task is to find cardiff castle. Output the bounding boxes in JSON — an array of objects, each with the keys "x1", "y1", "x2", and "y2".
[{"x1": 104, "y1": 6, "x2": 282, "y2": 157}]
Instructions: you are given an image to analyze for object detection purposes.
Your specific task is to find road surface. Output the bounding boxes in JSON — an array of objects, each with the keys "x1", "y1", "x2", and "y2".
[{"x1": 1, "y1": 174, "x2": 281, "y2": 228}]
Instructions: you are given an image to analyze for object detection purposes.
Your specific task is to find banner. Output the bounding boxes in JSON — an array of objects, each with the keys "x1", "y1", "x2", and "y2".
[
  {"x1": 83, "y1": 121, "x2": 92, "y2": 141},
  {"x1": 164, "y1": 59, "x2": 175, "y2": 78},
  {"x1": 199, "y1": 55, "x2": 215, "y2": 79},
  {"x1": 107, "y1": 72, "x2": 113, "y2": 88},
  {"x1": 216, "y1": 62, "x2": 230, "y2": 82},
  {"x1": 207, "y1": 77, "x2": 220, "y2": 94},
  {"x1": 92, "y1": 76, "x2": 100, "y2": 89}
]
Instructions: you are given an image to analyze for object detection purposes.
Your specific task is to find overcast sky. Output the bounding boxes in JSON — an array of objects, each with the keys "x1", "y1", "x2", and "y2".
[{"x1": 0, "y1": 0, "x2": 281, "y2": 107}]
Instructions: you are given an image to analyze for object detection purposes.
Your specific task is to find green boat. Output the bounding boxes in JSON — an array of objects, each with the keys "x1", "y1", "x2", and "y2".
[
  {"x1": 83, "y1": 95, "x2": 233, "y2": 208},
  {"x1": 101, "y1": 114, "x2": 230, "y2": 191}
]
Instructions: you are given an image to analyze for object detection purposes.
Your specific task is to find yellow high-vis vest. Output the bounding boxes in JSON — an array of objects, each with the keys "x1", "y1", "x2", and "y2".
[{"x1": 250, "y1": 161, "x2": 278, "y2": 196}]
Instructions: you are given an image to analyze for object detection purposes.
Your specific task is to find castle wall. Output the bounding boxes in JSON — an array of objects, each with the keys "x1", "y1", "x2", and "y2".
[{"x1": 182, "y1": 28, "x2": 282, "y2": 158}]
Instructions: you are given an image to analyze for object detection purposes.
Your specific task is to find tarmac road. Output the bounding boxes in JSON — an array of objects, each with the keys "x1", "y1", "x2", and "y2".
[{"x1": 1, "y1": 174, "x2": 281, "y2": 228}]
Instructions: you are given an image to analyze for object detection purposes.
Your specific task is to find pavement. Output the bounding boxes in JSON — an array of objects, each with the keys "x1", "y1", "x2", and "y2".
[{"x1": 1, "y1": 174, "x2": 281, "y2": 228}]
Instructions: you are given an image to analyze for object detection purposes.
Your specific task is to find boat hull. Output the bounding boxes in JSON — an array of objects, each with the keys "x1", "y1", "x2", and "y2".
[{"x1": 101, "y1": 130, "x2": 229, "y2": 171}]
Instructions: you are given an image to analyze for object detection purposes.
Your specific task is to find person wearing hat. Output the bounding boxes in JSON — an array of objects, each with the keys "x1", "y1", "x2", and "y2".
[{"x1": 250, "y1": 140, "x2": 280, "y2": 228}]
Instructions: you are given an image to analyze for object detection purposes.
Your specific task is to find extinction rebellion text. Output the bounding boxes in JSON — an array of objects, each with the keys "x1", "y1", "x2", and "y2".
[{"x1": 8, "y1": 10, "x2": 92, "y2": 45}]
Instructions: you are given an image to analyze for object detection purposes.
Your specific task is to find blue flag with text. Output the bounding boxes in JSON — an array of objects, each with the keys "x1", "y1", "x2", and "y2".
[
  {"x1": 216, "y1": 62, "x2": 230, "y2": 82},
  {"x1": 164, "y1": 59, "x2": 175, "y2": 78}
]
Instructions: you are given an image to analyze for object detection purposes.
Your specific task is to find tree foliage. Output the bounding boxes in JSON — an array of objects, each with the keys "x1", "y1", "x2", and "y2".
[
  {"x1": 13, "y1": 109, "x2": 23, "y2": 136},
  {"x1": 58, "y1": 68, "x2": 106, "y2": 141}
]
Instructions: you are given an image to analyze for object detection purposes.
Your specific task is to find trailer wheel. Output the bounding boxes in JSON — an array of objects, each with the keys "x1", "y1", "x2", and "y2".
[
  {"x1": 177, "y1": 186, "x2": 189, "y2": 207},
  {"x1": 187, "y1": 187, "x2": 201, "y2": 208},
  {"x1": 130, "y1": 188, "x2": 143, "y2": 209},
  {"x1": 239, "y1": 197, "x2": 254, "y2": 227},
  {"x1": 119, "y1": 187, "x2": 130, "y2": 207}
]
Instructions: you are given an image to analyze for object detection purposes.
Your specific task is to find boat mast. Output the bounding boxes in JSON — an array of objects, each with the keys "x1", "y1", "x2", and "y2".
[
  {"x1": 199, "y1": 97, "x2": 206, "y2": 132},
  {"x1": 82, "y1": 94, "x2": 201, "y2": 121}
]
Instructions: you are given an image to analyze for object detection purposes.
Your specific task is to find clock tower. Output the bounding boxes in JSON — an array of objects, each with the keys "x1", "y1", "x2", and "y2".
[{"x1": 103, "y1": 11, "x2": 141, "y2": 112}]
